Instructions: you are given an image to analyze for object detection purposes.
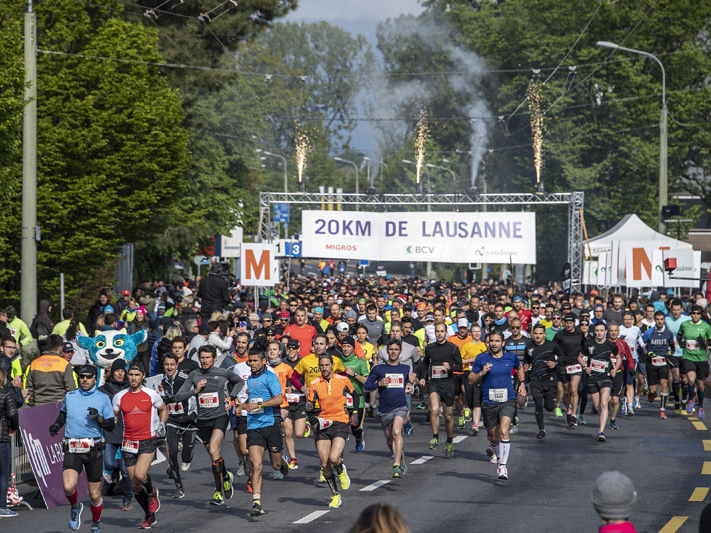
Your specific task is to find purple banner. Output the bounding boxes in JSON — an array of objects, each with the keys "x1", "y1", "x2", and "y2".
[{"x1": 18, "y1": 401, "x2": 88, "y2": 509}]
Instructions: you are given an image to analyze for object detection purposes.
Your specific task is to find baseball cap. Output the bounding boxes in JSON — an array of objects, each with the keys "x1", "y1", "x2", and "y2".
[
  {"x1": 563, "y1": 313, "x2": 577, "y2": 322},
  {"x1": 286, "y1": 339, "x2": 300, "y2": 349},
  {"x1": 424, "y1": 314, "x2": 435, "y2": 322},
  {"x1": 122, "y1": 290, "x2": 130, "y2": 297},
  {"x1": 280, "y1": 311, "x2": 291, "y2": 319},
  {"x1": 62, "y1": 342, "x2": 75, "y2": 353},
  {"x1": 265, "y1": 327, "x2": 276, "y2": 335},
  {"x1": 416, "y1": 302, "x2": 427, "y2": 310},
  {"x1": 128, "y1": 361, "x2": 145, "y2": 374},
  {"x1": 336, "y1": 322, "x2": 349, "y2": 333},
  {"x1": 457, "y1": 318, "x2": 468, "y2": 329},
  {"x1": 314, "y1": 307, "x2": 324, "y2": 314},
  {"x1": 552, "y1": 311, "x2": 562, "y2": 318},
  {"x1": 513, "y1": 295, "x2": 523, "y2": 302},
  {"x1": 341, "y1": 336, "x2": 356, "y2": 347},
  {"x1": 78, "y1": 365, "x2": 97, "y2": 377}
]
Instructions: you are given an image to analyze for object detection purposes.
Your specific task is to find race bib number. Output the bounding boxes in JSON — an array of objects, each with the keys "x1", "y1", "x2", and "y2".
[
  {"x1": 385, "y1": 373, "x2": 405, "y2": 388},
  {"x1": 198, "y1": 392, "x2": 219, "y2": 408},
  {"x1": 67, "y1": 438, "x2": 93, "y2": 454},
  {"x1": 285, "y1": 393, "x2": 301, "y2": 404},
  {"x1": 488, "y1": 388, "x2": 508, "y2": 403},
  {"x1": 686, "y1": 340, "x2": 700, "y2": 350},
  {"x1": 248, "y1": 398, "x2": 263, "y2": 415},
  {"x1": 590, "y1": 359, "x2": 607, "y2": 373},
  {"x1": 121, "y1": 439, "x2": 139, "y2": 454},
  {"x1": 167, "y1": 402, "x2": 184, "y2": 415},
  {"x1": 566, "y1": 364, "x2": 582, "y2": 374},
  {"x1": 432, "y1": 366, "x2": 447, "y2": 379},
  {"x1": 651, "y1": 356, "x2": 666, "y2": 367},
  {"x1": 345, "y1": 394, "x2": 354, "y2": 409},
  {"x1": 318, "y1": 417, "x2": 333, "y2": 430}
]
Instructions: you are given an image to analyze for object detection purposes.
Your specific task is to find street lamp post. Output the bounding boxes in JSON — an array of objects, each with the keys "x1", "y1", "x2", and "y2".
[
  {"x1": 256, "y1": 149, "x2": 288, "y2": 193},
  {"x1": 596, "y1": 40, "x2": 667, "y2": 233},
  {"x1": 333, "y1": 156, "x2": 359, "y2": 211}
]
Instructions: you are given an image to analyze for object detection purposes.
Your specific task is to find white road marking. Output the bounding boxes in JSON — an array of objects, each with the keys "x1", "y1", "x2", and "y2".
[
  {"x1": 453, "y1": 435, "x2": 468, "y2": 444},
  {"x1": 360, "y1": 480, "x2": 391, "y2": 492},
  {"x1": 293, "y1": 510, "x2": 330, "y2": 524},
  {"x1": 410, "y1": 455, "x2": 434, "y2": 465}
]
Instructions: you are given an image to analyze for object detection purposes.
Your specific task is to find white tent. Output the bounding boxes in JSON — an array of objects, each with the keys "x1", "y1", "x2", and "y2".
[{"x1": 587, "y1": 214, "x2": 691, "y2": 256}]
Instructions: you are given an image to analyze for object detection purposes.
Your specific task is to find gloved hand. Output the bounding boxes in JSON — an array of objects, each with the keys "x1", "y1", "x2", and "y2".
[
  {"x1": 87, "y1": 407, "x2": 101, "y2": 421},
  {"x1": 351, "y1": 410, "x2": 360, "y2": 427},
  {"x1": 156, "y1": 423, "x2": 167, "y2": 439},
  {"x1": 49, "y1": 424, "x2": 60, "y2": 437},
  {"x1": 698, "y1": 335, "x2": 706, "y2": 348}
]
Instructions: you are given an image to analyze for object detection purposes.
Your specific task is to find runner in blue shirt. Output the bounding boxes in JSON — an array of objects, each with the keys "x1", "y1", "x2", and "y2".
[
  {"x1": 665, "y1": 298, "x2": 691, "y2": 412},
  {"x1": 236, "y1": 352, "x2": 289, "y2": 517},
  {"x1": 470, "y1": 331, "x2": 524, "y2": 481},
  {"x1": 643, "y1": 311, "x2": 674, "y2": 418},
  {"x1": 48, "y1": 365, "x2": 115, "y2": 533},
  {"x1": 364, "y1": 339, "x2": 415, "y2": 478}
]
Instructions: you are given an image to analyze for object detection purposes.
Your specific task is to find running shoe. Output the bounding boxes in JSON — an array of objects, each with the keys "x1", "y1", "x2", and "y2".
[
  {"x1": 273, "y1": 469, "x2": 284, "y2": 480},
  {"x1": 237, "y1": 461, "x2": 246, "y2": 477},
  {"x1": 180, "y1": 462, "x2": 191, "y2": 472},
  {"x1": 328, "y1": 494, "x2": 342, "y2": 509},
  {"x1": 621, "y1": 399, "x2": 628, "y2": 415},
  {"x1": 578, "y1": 415, "x2": 586, "y2": 426},
  {"x1": 280, "y1": 457, "x2": 290, "y2": 477},
  {"x1": 90, "y1": 524, "x2": 100, "y2": 533},
  {"x1": 699, "y1": 407, "x2": 706, "y2": 420},
  {"x1": 497, "y1": 464, "x2": 508, "y2": 480},
  {"x1": 626, "y1": 406, "x2": 635, "y2": 417},
  {"x1": 171, "y1": 486, "x2": 185, "y2": 499},
  {"x1": 318, "y1": 467, "x2": 325, "y2": 482},
  {"x1": 416, "y1": 401, "x2": 427, "y2": 410},
  {"x1": 0, "y1": 509, "x2": 19, "y2": 518},
  {"x1": 211, "y1": 491, "x2": 224, "y2": 506},
  {"x1": 536, "y1": 430, "x2": 546, "y2": 440},
  {"x1": 554, "y1": 407, "x2": 563, "y2": 417},
  {"x1": 464, "y1": 407, "x2": 471, "y2": 420},
  {"x1": 445, "y1": 442, "x2": 454, "y2": 459},
  {"x1": 288, "y1": 458, "x2": 299, "y2": 470},
  {"x1": 250, "y1": 500, "x2": 265, "y2": 517},
  {"x1": 659, "y1": 409, "x2": 667, "y2": 420},
  {"x1": 404, "y1": 421, "x2": 414, "y2": 437},
  {"x1": 687, "y1": 399, "x2": 696, "y2": 414},
  {"x1": 486, "y1": 446, "x2": 498, "y2": 464},
  {"x1": 471, "y1": 424, "x2": 479, "y2": 436},
  {"x1": 648, "y1": 392, "x2": 656, "y2": 404},
  {"x1": 392, "y1": 464, "x2": 403, "y2": 478},
  {"x1": 337, "y1": 464, "x2": 350, "y2": 491},
  {"x1": 224, "y1": 471, "x2": 234, "y2": 499},
  {"x1": 510, "y1": 424, "x2": 518, "y2": 434},
  {"x1": 609, "y1": 420, "x2": 620, "y2": 430},
  {"x1": 69, "y1": 502, "x2": 84, "y2": 531},
  {"x1": 147, "y1": 488, "x2": 160, "y2": 513},
  {"x1": 304, "y1": 421, "x2": 311, "y2": 438},
  {"x1": 166, "y1": 466, "x2": 175, "y2": 480},
  {"x1": 428, "y1": 437, "x2": 439, "y2": 450},
  {"x1": 633, "y1": 397, "x2": 641, "y2": 409},
  {"x1": 355, "y1": 438, "x2": 365, "y2": 452},
  {"x1": 598, "y1": 432, "x2": 606, "y2": 442},
  {"x1": 139, "y1": 513, "x2": 156, "y2": 529},
  {"x1": 457, "y1": 416, "x2": 465, "y2": 429},
  {"x1": 121, "y1": 501, "x2": 132, "y2": 512}
]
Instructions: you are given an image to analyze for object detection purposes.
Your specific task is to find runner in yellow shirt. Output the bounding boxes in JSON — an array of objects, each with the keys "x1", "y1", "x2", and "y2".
[
  {"x1": 460, "y1": 324, "x2": 487, "y2": 435},
  {"x1": 293, "y1": 335, "x2": 346, "y2": 391}
]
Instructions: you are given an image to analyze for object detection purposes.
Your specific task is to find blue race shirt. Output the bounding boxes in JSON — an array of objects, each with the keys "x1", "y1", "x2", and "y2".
[
  {"x1": 471, "y1": 351, "x2": 520, "y2": 405},
  {"x1": 61, "y1": 387, "x2": 114, "y2": 439},
  {"x1": 363, "y1": 363, "x2": 410, "y2": 413},
  {"x1": 246, "y1": 370, "x2": 282, "y2": 430}
]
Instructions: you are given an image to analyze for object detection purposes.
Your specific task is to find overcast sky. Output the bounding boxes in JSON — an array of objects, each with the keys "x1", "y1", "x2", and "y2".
[{"x1": 285, "y1": 0, "x2": 423, "y2": 22}]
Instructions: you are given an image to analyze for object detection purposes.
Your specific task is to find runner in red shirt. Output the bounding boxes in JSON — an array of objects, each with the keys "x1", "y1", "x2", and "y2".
[
  {"x1": 113, "y1": 362, "x2": 168, "y2": 529},
  {"x1": 283, "y1": 307, "x2": 317, "y2": 358},
  {"x1": 511, "y1": 296, "x2": 531, "y2": 332}
]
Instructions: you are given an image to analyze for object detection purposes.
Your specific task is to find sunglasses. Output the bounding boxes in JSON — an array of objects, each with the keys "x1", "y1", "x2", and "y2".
[
  {"x1": 511, "y1": 326, "x2": 521, "y2": 330},
  {"x1": 79, "y1": 374, "x2": 95, "y2": 380},
  {"x1": 692, "y1": 311, "x2": 702, "y2": 315}
]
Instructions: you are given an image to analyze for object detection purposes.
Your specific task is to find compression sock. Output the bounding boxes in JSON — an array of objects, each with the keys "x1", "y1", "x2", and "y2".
[
  {"x1": 212, "y1": 459, "x2": 225, "y2": 492},
  {"x1": 446, "y1": 436, "x2": 453, "y2": 444},
  {"x1": 325, "y1": 474, "x2": 338, "y2": 495},
  {"x1": 66, "y1": 488, "x2": 79, "y2": 507},
  {"x1": 433, "y1": 434, "x2": 439, "y2": 441},
  {"x1": 134, "y1": 488, "x2": 149, "y2": 513},
  {"x1": 142, "y1": 475, "x2": 153, "y2": 495},
  {"x1": 699, "y1": 389, "x2": 705, "y2": 408},
  {"x1": 498, "y1": 439, "x2": 511, "y2": 465},
  {"x1": 492, "y1": 441, "x2": 501, "y2": 458},
  {"x1": 90, "y1": 499, "x2": 103, "y2": 523},
  {"x1": 333, "y1": 462, "x2": 343, "y2": 476},
  {"x1": 672, "y1": 381, "x2": 680, "y2": 403},
  {"x1": 352, "y1": 426, "x2": 363, "y2": 440},
  {"x1": 682, "y1": 384, "x2": 689, "y2": 402},
  {"x1": 579, "y1": 393, "x2": 587, "y2": 415},
  {"x1": 660, "y1": 393, "x2": 668, "y2": 410}
]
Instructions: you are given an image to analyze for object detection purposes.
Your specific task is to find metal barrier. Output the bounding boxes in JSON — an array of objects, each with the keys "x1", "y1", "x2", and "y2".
[{"x1": 11, "y1": 431, "x2": 34, "y2": 484}]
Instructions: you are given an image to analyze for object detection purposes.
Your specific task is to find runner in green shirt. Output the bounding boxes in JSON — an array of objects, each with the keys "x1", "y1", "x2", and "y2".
[
  {"x1": 677, "y1": 305, "x2": 711, "y2": 418},
  {"x1": 340, "y1": 336, "x2": 369, "y2": 452}
]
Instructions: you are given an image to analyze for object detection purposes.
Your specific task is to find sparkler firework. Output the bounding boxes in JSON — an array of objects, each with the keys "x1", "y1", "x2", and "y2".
[
  {"x1": 295, "y1": 124, "x2": 310, "y2": 185},
  {"x1": 415, "y1": 112, "x2": 430, "y2": 185},
  {"x1": 527, "y1": 79, "x2": 544, "y2": 185}
]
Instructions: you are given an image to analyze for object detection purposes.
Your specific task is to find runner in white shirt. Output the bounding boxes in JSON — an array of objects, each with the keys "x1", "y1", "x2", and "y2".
[{"x1": 618, "y1": 312, "x2": 646, "y2": 410}]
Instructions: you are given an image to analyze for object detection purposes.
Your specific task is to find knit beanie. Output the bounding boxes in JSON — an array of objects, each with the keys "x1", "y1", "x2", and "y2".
[{"x1": 591, "y1": 471, "x2": 637, "y2": 520}]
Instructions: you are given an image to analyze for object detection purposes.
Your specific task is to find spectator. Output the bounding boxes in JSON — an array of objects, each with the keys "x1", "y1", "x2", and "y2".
[
  {"x1": 592, "y1": 471, "x2": 637, "y2": 532},
  {"x1": 87, "y1": 290, "x2": 115, "y2": 333},
  {"x1": 1, "y1": 336, "x2": 23, "y2": 386},
  {"x1": 348, "y1": 504, "x2": 410, "y2": 533},
  {"x1": 63, "y1": 322, "x2": 91, "y2": 367},
  {"x1": 196, "y1": 263, "x2": 230, "y2": 325},
  {"x1": 0, "y1": 359, "x2": 19, "y2": 518},
  {"x1": 188, "y1": 325, "x2": 210, "y2": 362},
  {"x1": 24, "y1": 334, "x2": 77, "y2": 406},
  {"x1": 3, "y1": 306, "x2": 32, "y2": 347},
  {"x1": 52, "y1": 307, "x2": 87, "y2": 337},
  {"x1": 31, "y1": 299, "x2": 55, "y2": 353}
]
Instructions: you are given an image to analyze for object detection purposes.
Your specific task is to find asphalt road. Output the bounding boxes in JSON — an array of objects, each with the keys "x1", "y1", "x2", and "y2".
[{"x1": 8, "y1": 400, "x2": 709, "y2": 532}]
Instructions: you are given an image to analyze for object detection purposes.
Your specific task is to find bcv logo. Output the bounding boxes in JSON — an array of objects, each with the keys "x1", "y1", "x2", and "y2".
[{"x1": 406, "y1": 245, "x2": 435, "y2": 254}]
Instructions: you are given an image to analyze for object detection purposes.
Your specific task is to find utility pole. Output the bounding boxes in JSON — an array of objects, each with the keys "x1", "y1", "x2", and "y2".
[{"x1": 21, "y1": 0, "x2": 38, "y2": 323}]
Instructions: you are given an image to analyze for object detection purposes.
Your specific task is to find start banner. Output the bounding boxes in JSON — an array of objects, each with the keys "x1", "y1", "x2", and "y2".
[{"x1": 301, "y1": 211, "x2": 536, "y2": 264}]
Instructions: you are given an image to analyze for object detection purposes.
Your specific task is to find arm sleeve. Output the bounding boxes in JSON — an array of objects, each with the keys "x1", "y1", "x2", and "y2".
[
  {"x1": 174, "y1": 376, "x2": 196, "y2": 403},
  {"x1": 451, "y1": 347, "x2": 463, "y2": 373},
  {"x1": 227, "y1": 373, "x2": 245, "y2": 397},
  {"x1": 417, "y1": 350, "x2": 429, "y2": 380},
  {"x1": 363, "y1": 367, "x2": 380, "y2": 392},
  {"x1": 289, "y1": 373, "x2": 304, "y2": 391},
  {"x1": 52, "y1": 409, "x2": 67, "y2": 429}
]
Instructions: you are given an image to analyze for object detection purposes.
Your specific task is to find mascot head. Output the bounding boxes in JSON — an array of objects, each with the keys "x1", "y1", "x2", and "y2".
[{"x1": 77, "y1": 330, "x2": 147, "y2": 374}]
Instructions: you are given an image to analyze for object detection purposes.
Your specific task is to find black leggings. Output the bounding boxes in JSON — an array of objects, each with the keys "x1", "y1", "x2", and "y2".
[
  {"x1": 166, "y1": 424, "x2": 197, "y2": 486},
  {"x1": 531, "y1": 379, "x2": 556, "y2": 430}
]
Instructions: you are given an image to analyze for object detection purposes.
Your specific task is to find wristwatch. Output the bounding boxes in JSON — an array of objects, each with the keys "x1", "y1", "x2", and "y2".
[{"x1": 258, "y1": 401, "x2": 263, "y2": 410}]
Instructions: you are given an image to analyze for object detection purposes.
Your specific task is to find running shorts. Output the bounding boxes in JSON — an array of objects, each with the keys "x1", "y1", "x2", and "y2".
[
  {"x1": 681, "y1": 360, "x2": 710, "y2": 380},
  {"x1": 379, "y1": 407, "x2": 408, "y2": 431},
  {"x1": 426, "y1": 380, "x2": 455, "y2": 407},
  {"x1": 646, "y1": 362, "x2": 669, "y2": 386},
  {"x1": 198, "y1": 414, "x2": 230, "y2": 443},
  {"x1": 315, "y1": 420, "x2": 349, "y2": 442},
  {"x1": 482, "y1": 400, "x2": 516, "y2": 429},
  {"x1": 247, "y1": 422, "x2": 283, "y2": 453},
  {"x1": 587, "y1": 379, "x2": 612, "y2": 394},
  {"x1": 122, "y1": 438, "x2": 157, "y2": 467},
  {"x1": 63, "y1": 446, "x2": 104, "y2": 482}
]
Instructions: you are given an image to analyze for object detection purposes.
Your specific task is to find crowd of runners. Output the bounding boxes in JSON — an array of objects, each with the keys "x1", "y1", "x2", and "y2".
[{"x1": 2, "y1": 266, "x2": 710, "y2": 531}]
